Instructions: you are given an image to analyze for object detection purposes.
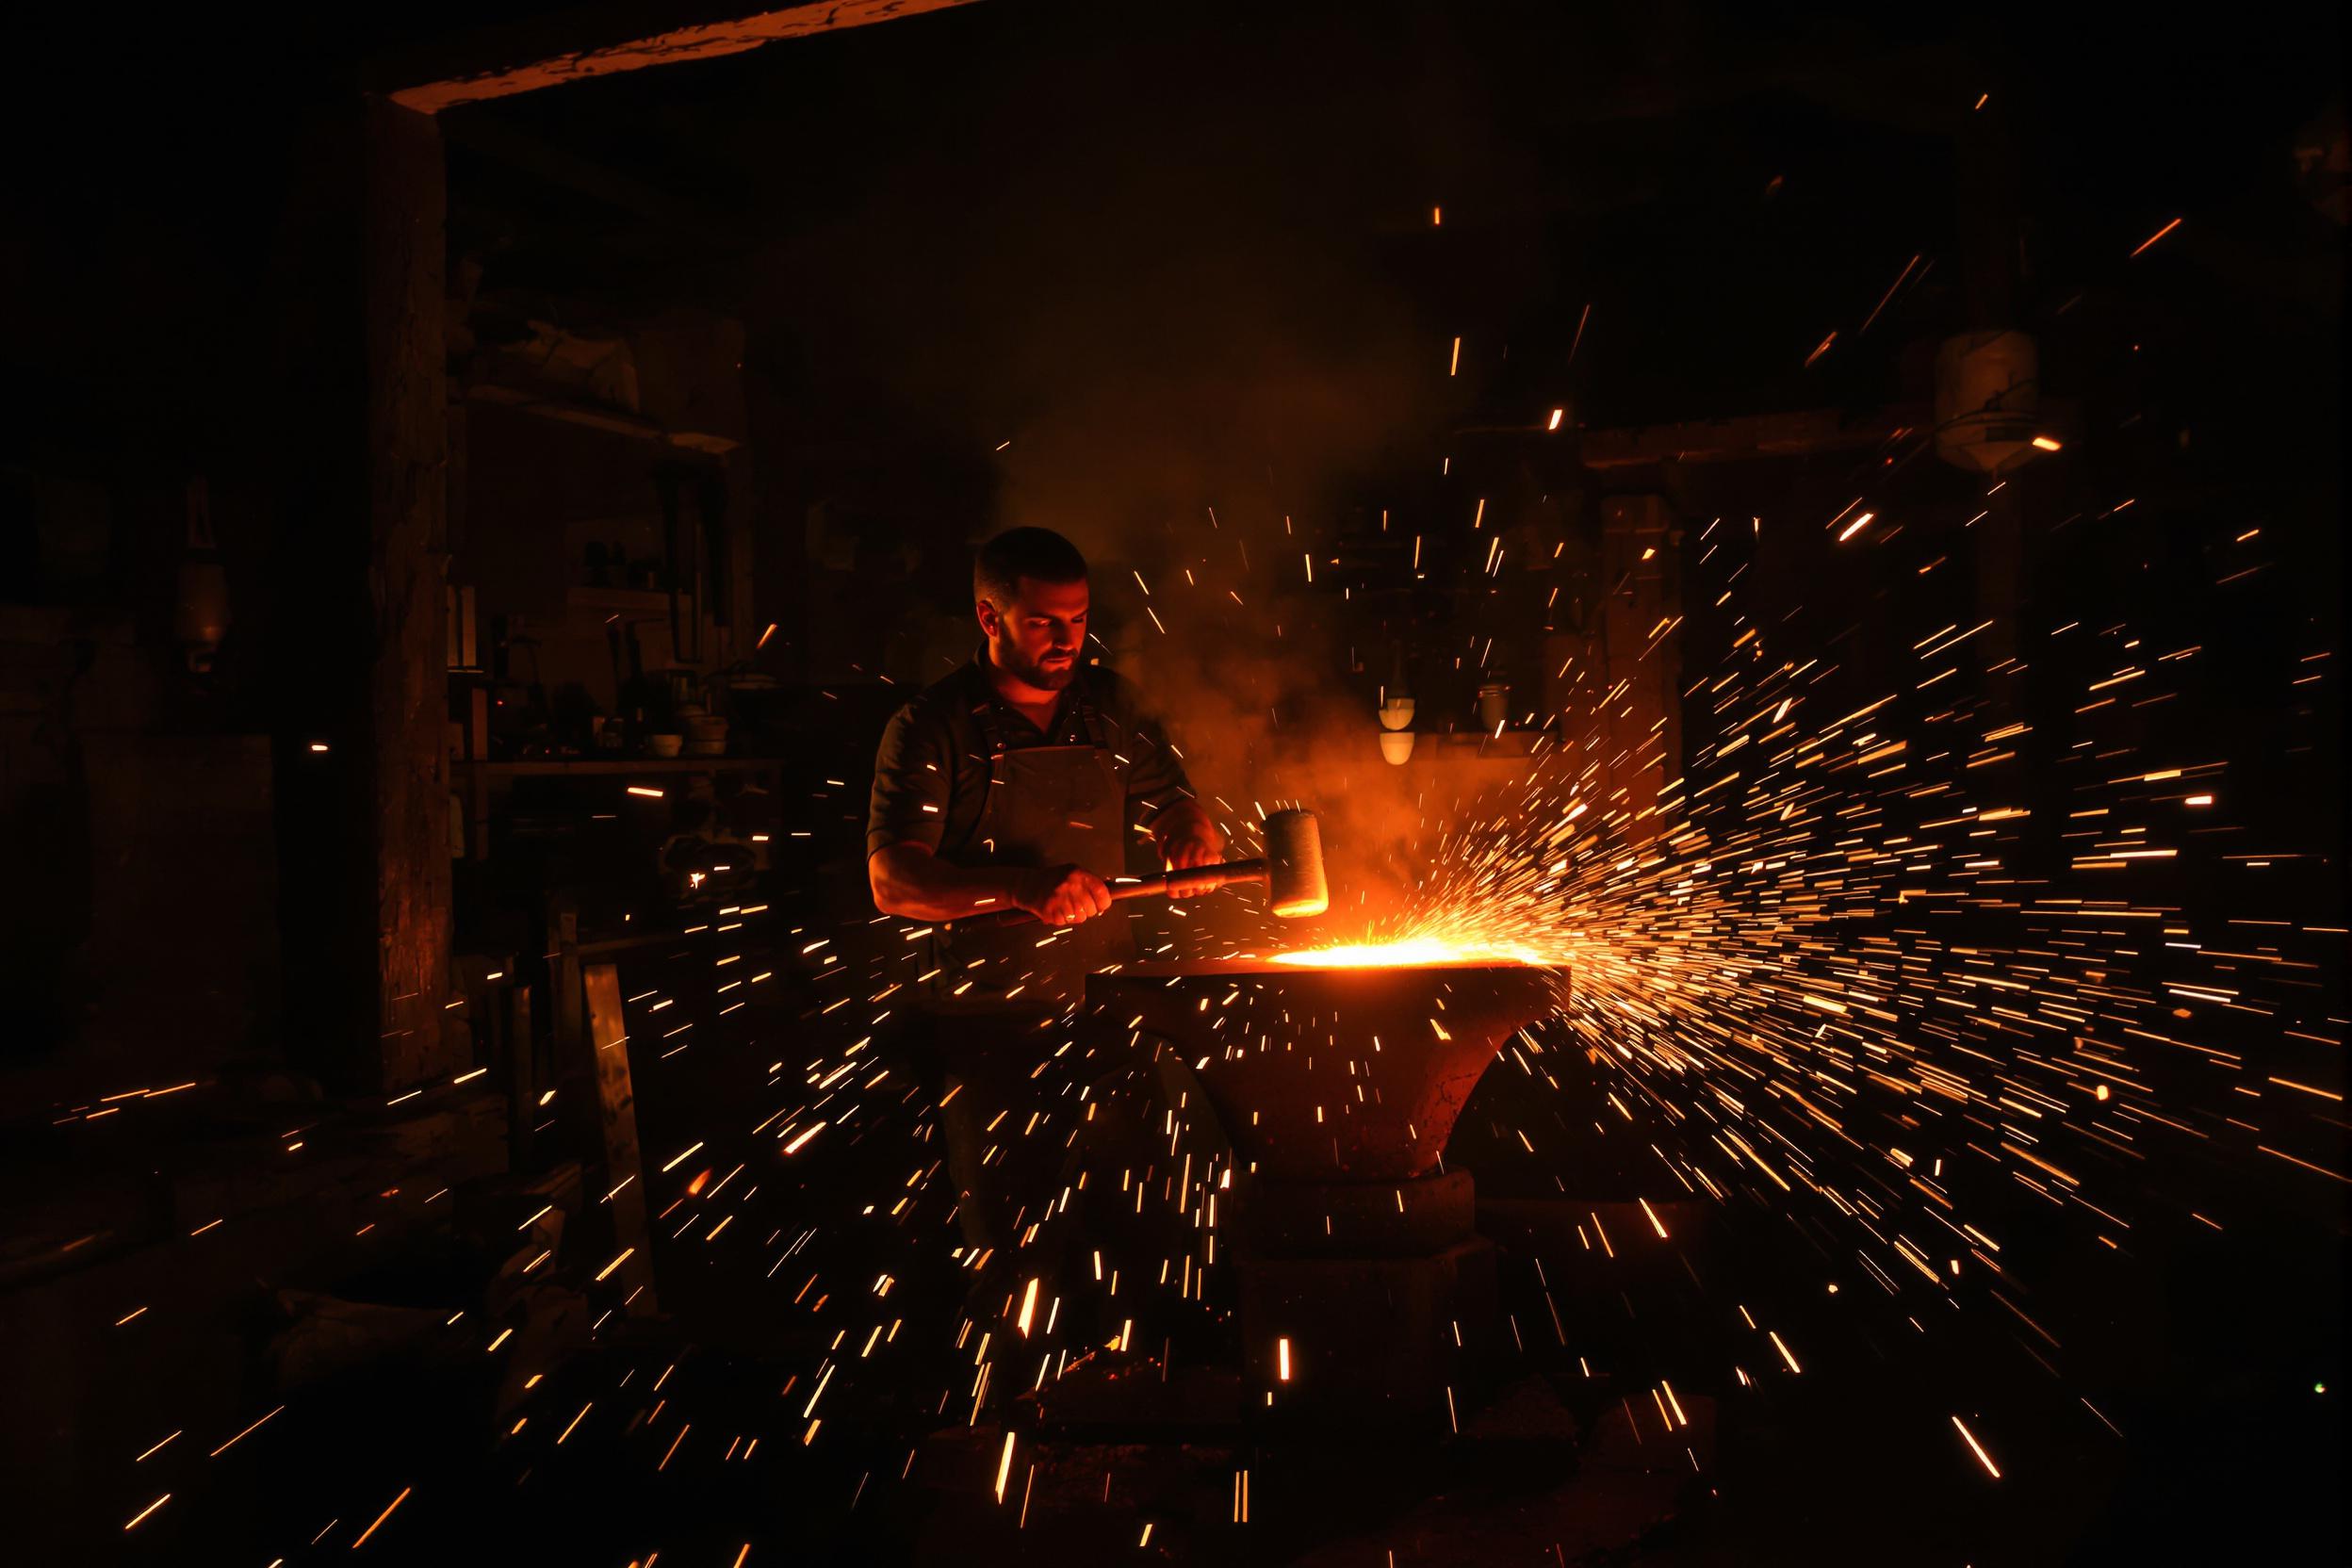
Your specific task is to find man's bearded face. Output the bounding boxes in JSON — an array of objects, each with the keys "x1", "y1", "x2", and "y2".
[{"x1": 980, "y1": 575, "x2": 1087, "y2": 691}]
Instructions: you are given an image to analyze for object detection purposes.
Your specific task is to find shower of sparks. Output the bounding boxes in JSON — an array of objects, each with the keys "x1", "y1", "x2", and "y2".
[
  {"x1": 56, "y1": 511, "x2": 2342, "y2": 1555},
  {"x1": 68, "y1": 490, "x2": 2336, "y2": 1556},
  {"x1": 58, "y1": 123, "x2": 2337, "y2": 1568},
  {"x1": 1952, "y1": 1415, "x2": 2002, "y2": 1478}
]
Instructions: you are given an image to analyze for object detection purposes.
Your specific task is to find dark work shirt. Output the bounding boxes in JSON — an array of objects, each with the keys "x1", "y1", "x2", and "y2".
[{"x1": 866, "y1": 657, "x2": 1198, "y2": 862}]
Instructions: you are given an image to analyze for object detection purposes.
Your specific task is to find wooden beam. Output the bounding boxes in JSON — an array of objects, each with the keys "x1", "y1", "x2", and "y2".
[{"x1": 382, "y1": 0, "x2": 984, "y2": 115}]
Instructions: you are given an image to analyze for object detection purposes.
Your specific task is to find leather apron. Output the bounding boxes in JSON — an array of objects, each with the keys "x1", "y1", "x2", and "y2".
[{"x1": 924, "y1": 686, "x2": 1137, "y2": 1011}]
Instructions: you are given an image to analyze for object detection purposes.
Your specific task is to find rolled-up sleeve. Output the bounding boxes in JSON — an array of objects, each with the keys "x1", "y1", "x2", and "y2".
[{"x1": 867, "y1": 701, "x2": 952, "y2": 858}]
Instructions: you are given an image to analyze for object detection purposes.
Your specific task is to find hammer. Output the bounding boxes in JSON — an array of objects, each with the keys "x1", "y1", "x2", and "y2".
[{"x1": 951, "y1": 808, "x2": 1328, "y2": 927}]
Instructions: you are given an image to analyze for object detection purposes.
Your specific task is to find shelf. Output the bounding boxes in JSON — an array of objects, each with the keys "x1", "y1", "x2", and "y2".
[
  {"x1": 463, "y1": 382, "x2": 741, "y2": 455},
  {"x1": 453, "y1": 758, "x2": 786, "y2": 776},
  {"x1": 566, "y1": 585, "x2": 694, "y2": 614},
  {"x1": 574, "y1": 928, "x2": 743, "y2": 957},
  {"x1": 452, "y1": 755, "x2": 791, "y2": 859}
]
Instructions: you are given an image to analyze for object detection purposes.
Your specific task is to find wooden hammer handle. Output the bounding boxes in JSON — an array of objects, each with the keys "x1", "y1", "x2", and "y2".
[{"x1": 948, "y1": 858, "x2": 1267, "y2": 929}]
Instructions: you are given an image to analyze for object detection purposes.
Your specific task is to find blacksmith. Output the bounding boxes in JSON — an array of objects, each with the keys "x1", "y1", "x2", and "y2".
[
  {"x1": 866, "y1": 527, "x2": 1224, "y2": 1277},
  {"x1": 867, "y1": 526, "x2": 1222, "y2": 1004}
]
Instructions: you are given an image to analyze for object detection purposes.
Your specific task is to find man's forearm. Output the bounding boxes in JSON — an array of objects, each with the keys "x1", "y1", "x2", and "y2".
[{"x1": 870, "y1": 844, "x2": 1032, "y2": 922}]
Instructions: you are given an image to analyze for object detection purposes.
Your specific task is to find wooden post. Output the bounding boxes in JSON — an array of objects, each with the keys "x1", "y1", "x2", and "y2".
[
  {"x1": 268, "y1": 92, "x2": 455, "y2": 1096},
  {"x1": 581, "y1": 963, "x2": 659, "y2": 1315},
  {"x1": 363, "y1": 90, "x2": 459, "y2": 1091},
  {"x1": 548, "y1": 895, "x2": 585, "y2": 1080},
  {"x1": 507, "y1": 983, "x2": 537, "y2": 1172}
]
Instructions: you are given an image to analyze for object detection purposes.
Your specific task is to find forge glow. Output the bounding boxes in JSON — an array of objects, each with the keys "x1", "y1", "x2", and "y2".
[{"x1": 1266, "y1": 935, "x2": 1552, "y2": 968}]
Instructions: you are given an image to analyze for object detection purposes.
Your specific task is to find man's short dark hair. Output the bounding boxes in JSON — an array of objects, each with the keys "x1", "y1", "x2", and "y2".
[{"x1": 974, "y1": 527, "x2": 1088, "y2": 608}]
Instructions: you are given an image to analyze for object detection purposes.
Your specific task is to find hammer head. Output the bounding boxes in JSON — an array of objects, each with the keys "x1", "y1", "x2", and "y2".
[{"x1": 1264, "y1": 808, "x2": 1329, "y2": 918}]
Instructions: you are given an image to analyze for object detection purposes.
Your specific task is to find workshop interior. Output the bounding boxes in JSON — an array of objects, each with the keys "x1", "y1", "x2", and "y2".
[{"x1": 1, "y1": 3, "x2": 2343, "y2": 1562}]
